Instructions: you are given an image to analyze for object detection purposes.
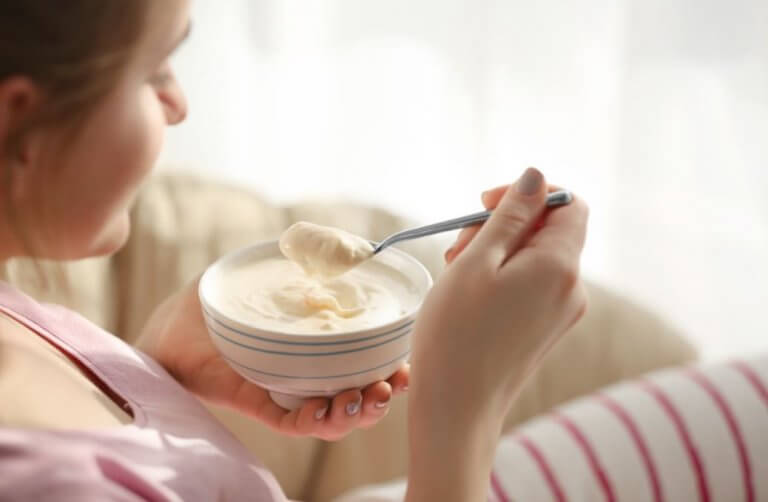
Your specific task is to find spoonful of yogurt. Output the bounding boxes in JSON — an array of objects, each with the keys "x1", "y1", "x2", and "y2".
[
  {"x1": 279, "y1": 190, "x2": 573, "y2": 277},
  {"x1": 279, "y1": 222, "x2": 374, "y2": 278}
]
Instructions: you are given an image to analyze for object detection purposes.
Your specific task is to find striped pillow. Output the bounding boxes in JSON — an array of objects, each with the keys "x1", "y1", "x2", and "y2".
[
  {"x1": 490, "y1": 355, "x2": 768, "y2": 502},
  {"x1": 335, "y1": 354, "x2": 768, "y2": 502}
]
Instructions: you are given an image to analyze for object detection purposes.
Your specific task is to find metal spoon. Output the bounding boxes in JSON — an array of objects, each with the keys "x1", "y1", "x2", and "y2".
[{"x1": 372, "y1": 190, "x2": 573, "y2": 254}]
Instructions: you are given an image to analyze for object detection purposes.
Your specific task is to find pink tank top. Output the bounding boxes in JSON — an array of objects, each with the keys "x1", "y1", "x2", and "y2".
[{"x1": 0, "y1": 281, "x2": 288, "y2": 502}]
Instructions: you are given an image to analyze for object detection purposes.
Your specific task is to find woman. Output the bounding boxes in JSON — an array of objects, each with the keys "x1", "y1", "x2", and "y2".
[{"x1": 0, "y1": 1, "x2": 588, "y2": 500}]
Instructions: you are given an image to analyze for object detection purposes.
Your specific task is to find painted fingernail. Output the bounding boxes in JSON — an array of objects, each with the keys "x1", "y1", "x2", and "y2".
[
  {"x1": 374, "y1": 400, "x2": 389, "y2": 409},
  {"x1": 346, "y1": 400, "x2": 361, "y2": 416},
  {"x1": 315, "y1": 407, "x2": 328, "y2": 420},
  {"x1": 516, "y1": 167, "x2": 543, "y2": 195}
]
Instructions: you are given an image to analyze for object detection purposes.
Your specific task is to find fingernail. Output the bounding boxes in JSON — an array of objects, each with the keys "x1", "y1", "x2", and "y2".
[
  {"x1": 346, "y1": 400, "x2": 361, "y2": 416},
  {"x1": 444, "y1": 246, "x2": 454, "y2": 258},
  {"x1": 315, "y1": 407, "x2": 328, "y2": 420},
  {"x1": 481, "y1": 190, "x2": 489, "y2": 202},
  {"x1": 516, "y1": 167, "x2": 543, "y2": 195},
  {"x1": 400, "y1": 385, "x2": 409, "y2": 392},
  {"x1": 374, "y1": 399, "x2": 390, "y2": 409}
]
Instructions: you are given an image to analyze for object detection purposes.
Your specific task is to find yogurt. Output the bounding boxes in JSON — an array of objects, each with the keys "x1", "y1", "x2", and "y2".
[
  {"x1": 211, "y1": 223, "x2": 419, "y2": 333},
  {"x1": 217, "y1": 258, "x2": 418, "y2": 334},
  {"x1": 279, "y1": 222, "x2": 374, "y2": 277}
]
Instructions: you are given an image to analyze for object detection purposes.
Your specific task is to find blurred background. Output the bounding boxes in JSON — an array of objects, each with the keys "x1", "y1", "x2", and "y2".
[{"x1": 158, "y1": 0, "x2": 768, "y2": 361}]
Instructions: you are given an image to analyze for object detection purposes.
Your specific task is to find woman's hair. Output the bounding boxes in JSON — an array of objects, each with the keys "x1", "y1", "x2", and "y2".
[
  {"x1": 0, "y1": 1, "x2": 149, "y2": 158},
  {"x1": 0, "y1": 1, "x2": 149, "y2": 270}
]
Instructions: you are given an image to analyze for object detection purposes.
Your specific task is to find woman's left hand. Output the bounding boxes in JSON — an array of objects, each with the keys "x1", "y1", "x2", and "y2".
[{"x1": 135, "y1": 277, "x2": 409, "y2": 441}]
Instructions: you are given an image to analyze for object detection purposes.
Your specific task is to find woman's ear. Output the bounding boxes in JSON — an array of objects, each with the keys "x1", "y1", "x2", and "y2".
[{"x1": 0, "y1": 76, "x2": 43, "y2": 169}]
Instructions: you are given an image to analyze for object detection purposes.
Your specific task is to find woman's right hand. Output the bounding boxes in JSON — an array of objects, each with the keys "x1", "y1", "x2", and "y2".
[{"x1": 408, "y1": 167, "x2": 589, "y2": 425}]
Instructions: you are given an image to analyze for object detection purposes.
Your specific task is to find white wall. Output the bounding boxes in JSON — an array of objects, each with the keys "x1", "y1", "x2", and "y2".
[{"x1": 159, "y1": 0, "x2": 768, "y2": 360}]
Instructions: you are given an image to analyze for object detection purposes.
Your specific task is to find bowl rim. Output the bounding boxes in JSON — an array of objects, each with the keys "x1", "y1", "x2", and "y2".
[{"x1": 199, "y1": 239, "x2": 433, "y2": 341}]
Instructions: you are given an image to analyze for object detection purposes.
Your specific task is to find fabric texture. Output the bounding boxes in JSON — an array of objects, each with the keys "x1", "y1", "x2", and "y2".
[{"x1": 0, "y1": 281, "x2": 287, "y2": 502}]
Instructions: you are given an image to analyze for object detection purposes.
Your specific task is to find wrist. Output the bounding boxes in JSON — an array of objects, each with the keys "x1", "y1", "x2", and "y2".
[
  {"x1": 133, "y1": 315, "x2": 162, "y2": 356},
  {"x1": 407, "y1": 350, "x2": 527, "y2": 426},
  {"x1": 405, "y1": 389, "x2": 504, "y2": 502},
  {"x1": 133, "y1": 298, "x2": 176, "y2": 366}
]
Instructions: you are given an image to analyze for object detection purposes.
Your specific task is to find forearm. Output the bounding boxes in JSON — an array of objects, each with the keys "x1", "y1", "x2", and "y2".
[
  {"x1": 404, "y1": 389, "x2": 505, "y2": 502},
  {"x1": 132, "y1": 277, "x2": 202, "y2": 364},
  {"x1": 132, "y1": 299, "x2": 171, "y2": 357}
]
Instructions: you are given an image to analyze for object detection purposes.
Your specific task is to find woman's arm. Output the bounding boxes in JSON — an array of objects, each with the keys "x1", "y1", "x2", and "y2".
[
  {"x1": 402, "y1": 168, "x2": 589, "y2": 501},
  {"x1": 405, "y1": 384, "x2": 508, "y2": 501}
]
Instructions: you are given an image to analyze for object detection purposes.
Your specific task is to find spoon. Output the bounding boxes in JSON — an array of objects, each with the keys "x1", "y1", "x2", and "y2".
[{"x1": 372, "y1": 190, "x2": 573, "y2": 255}]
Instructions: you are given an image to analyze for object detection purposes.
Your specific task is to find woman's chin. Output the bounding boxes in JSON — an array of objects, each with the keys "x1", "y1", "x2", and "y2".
[
  {"x1": 6, "y1": 211, "x2": 133, "y2": 261},
  {"x1": 62, "y1": 211, "x2": 132, "y2": 259},
  {"x1": 90, "y1": 212, "x2": 132, "y2": 257}
]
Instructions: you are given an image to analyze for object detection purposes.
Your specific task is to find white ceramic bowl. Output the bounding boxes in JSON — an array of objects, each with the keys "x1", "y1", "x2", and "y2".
[{"x1": 198, "y1": 240, "x2": 433, "y2": 410}]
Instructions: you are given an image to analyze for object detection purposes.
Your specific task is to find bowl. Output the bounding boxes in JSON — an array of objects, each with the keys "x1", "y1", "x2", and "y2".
[{"x1": 198, "y1": 240, "x2": 433, "y2": 410}]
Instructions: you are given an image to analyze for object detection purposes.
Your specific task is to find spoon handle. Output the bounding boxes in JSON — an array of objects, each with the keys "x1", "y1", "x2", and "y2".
[{"x1": 373, "y1": 190, "x2": 573, "y2": 254}]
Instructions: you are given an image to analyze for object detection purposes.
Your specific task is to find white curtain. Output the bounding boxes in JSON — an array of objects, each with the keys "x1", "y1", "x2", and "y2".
[{"x1": 159, "y1": 0, "x2": 768, "y2": 360}]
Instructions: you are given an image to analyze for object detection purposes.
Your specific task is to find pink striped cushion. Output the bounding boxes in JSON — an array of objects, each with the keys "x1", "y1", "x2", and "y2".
[{"x1": 490, "y1": 355, "x2": 768, "y2": 502}]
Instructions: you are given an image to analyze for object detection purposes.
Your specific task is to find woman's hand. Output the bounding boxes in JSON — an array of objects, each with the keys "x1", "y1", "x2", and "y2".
[
  {"x1": 135, "y1": 278, "x2": 410, "y2": 441},
  {"x1": 405, "y1": 168, "x2": 588, "y2": 502},
  {"x1": 410, "y1": 167, "x2": 589, "y2": 424}
]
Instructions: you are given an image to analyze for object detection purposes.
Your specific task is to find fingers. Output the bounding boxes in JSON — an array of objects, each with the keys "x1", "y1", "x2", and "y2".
[
  {"x1": 271, "y1": 389, "x2": 362, "y2": 440},
  {"x1": 464, "y1": 168, "x2": 549, "y2": 267},
  {"x1": 268, "y1": 365, "x2": 411, "y2": 440},
  {"x1": 482, "y1": 183, "x2": 565, "y2": 210},
  {"x1": 358, "y1": 381, "x2": 393, "y2": 429},
  {"x1": 310, "y1": 379, "x2": 400, "y2": 438},
  {"x1": 446, "y1": 182, "x2": 565, "y2": 265},
  {"x1": 319, "y1": 389, "x2": 363, "y2": 440},
  {"x1": 388, "y1": 362, "x2": 410, "y2": 396},
  {"x1": 518, "y1": 195, "x2": 589, "y2": 271},
  {"x1": 481, "y1": 185, "x2": 510, "y2": 210},
  {"x1": 293, "y1": 397, "x2": 332, "y2": 436},
  {"x1": 229, "y1": 380, "x2": 293, "y2": 432},
  {"x1": 450, "y1": 185, "x2": 512, "y2": 264},
  {"x1": 445, "y1": 225, "x2": 481, "y2": 264},
  {"x1": 278, "y1": 385, "x2": 391, "y2": 440},
  {"x1": 505, "y1": 197, "x2": 588, "y2": 333}
]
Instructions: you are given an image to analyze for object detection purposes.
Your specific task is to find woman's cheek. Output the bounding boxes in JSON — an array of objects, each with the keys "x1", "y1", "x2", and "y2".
[
  {"x1": 97, "y1": 90, "x2": 165, "y2": 232},
  {"x1": 91, "y1": 97, "x2": 165, "y2": 256},
  {"x1": 137, "y1": 87, "x2": 167, "y2": 175}
]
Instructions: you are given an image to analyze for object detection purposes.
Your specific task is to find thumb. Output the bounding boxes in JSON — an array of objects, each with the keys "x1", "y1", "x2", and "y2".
[{"x1": 466, "y1": 167, "x2": 548, "y2": 266}]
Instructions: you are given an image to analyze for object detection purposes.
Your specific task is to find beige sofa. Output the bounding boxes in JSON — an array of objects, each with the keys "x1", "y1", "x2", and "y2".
[{"x1": 0, "y1": 174, "x2": 698, "y2": 502}]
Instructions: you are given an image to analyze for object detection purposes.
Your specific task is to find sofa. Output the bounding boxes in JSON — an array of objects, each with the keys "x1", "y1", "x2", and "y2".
[{"x1": 0, "y1": 173, "x2": 698, "y2": 502}]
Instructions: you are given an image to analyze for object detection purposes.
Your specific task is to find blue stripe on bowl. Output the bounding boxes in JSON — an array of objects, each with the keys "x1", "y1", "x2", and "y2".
[
  {"x1": 221, "y1": 349, "x2": 410, "y2": 380},
  {"x1": 208, "y1": 321, "x2": 411, "y2": 356},
  {"x1": 203, "y1": 305, "x2": 414, "y2": 346}
]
